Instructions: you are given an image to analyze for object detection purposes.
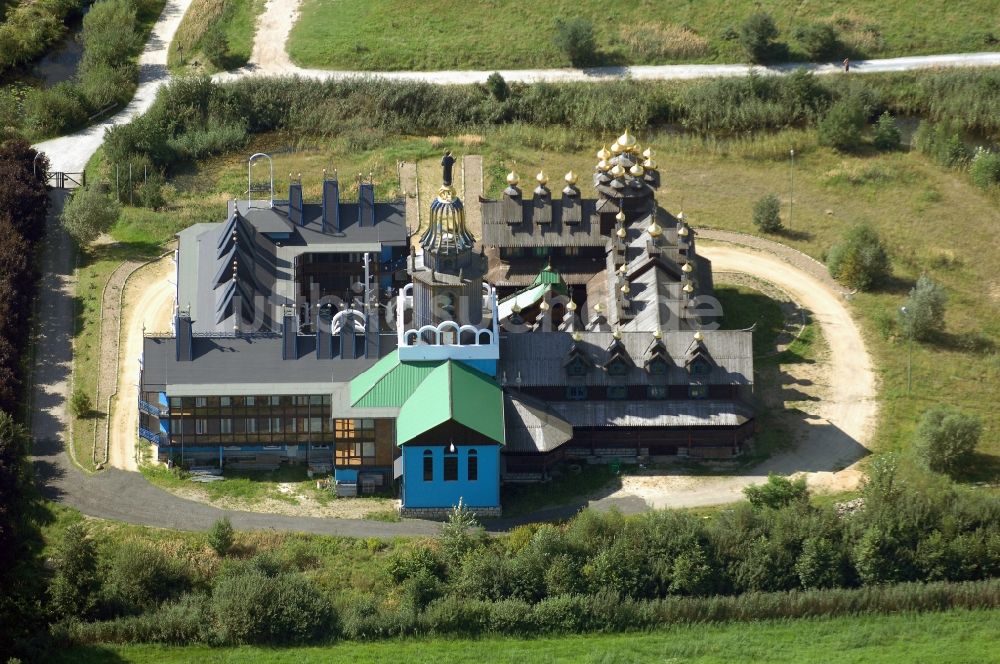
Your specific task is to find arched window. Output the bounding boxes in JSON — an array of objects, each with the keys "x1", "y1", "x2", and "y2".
[
  {"x1": 422, "y1": 449, "x2": 433, "y2": 481},
  {"x1": 467, "y1": 449, "x2": 478, "y2": 482}
]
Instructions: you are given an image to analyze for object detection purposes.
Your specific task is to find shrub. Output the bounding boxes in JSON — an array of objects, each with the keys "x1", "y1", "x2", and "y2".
[
  {"x1": 61, "y1": 185, "x2": 121, "y2": 245},
  {"x1": 752, "y1": 193, "x2": 783, "y2": 233},
  {"x1": 211, "y1": 569, "x2": 334, "y2": 644},
  {"x1": 900, "y1": 274, "x2": 946, "y2": 341},
  {"x1": 207, "y1": 517, "x2": 234, "y2": 557},
  {"x1": 384, "y1": 545, "x2": 444, "y2": 584},
  {"x1": 49, "y1": 523, "x2": 99, "y2": 618},
  {"x1": 100, "y1": 540, "x2": 190, "y2": 616},
  {"x1": 969, "y1": 148, "x2": 1000, "y2": 190},
  {"x1": 440, "y1": 499, "x2": 483, "y2": 562},
  {"x1": 486, "y1": 72, "x2": 509, "y2": 102},
  {"x1": 201, "y1": 23, "x2": 228, "y2": 67},
  {"x1": 912, "y1": 406, "x2": 983, "y2": 475},
  {"x1": 826, "y1": 222, "x2": 891, "y2": 291},
  {"x1": 69, "y1": 593, "x2": 209, "y2": 645},
  {"x1": 70, "y1": 390, "x2": 93, "y2": 418},
  {"x1": 793, "y1": 23, "x2": 840, "y2": 61},
  {"x1": 914, "y1": 121, "x2": 972, "y2": 168},
  {"x1": 796, "y1": 537, "x2": 846, "y2": 589},
  {"x1": 817, "y1": 98, "x2": 866, "y2": 151},
  {"x1": 743, "y1": 474, "x2": 808, "y2": 509},
  {"x1": 553, "y1": 18, "x2": 597, "y2": 67},
  {"x1": 872, "y1": 111, "x2": 901, "y2": 150},
  {"x1": 739, "y1": 12, "x2": 783, "y2": 63},
  {"x1": 22, "y1": 84, "x2": 89, "y2": 138}
]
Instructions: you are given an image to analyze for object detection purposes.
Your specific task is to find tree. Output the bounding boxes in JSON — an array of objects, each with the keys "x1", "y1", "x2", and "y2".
[
  {"x1": 49, "y1": 522, "x2": 98, "y2": 618},
  {"x1": 900, "y1": 274, "x2": 946, "y2": 341},
  {"x1": 795, "y1": 536, "x2": 845, "y2": 589},
  {"x1": 826, "y1": 222, "x2": 891, "y2": 291},
  {"x1": 70, "y1": 390, "x2": 92, "y2": 419},
  {"x1": 486, "y1": 72, "x2": 510, "y2": 102},
  {"x1": 441, "y1": 499, "x2": 483, "y2": 562},
  {"x1": 817, "y1": 98, "x2": 865, "y2": 151},
  {"x1": 739, "y1": 12, "x2": 782, "y2": 63},
  {"x1": 912, "y1": 405, "x2": 982, "y2": 475},
  {"x1": 872, "y1": 111, "x2": 901, "y2": 151},
  {"x1": 743, "y1": 473, "x2": 808, "y2": 509},
  {"x1": 793, "y1": 23, "x2": 839, "y2": 61},
  {"x1": 969, "y1": 148, "x2": 1000, "y2": 190},
  {"x1": 553, "y1": 18, "x2": 597, "y2": 67},
  {"x1": 61, "y1": 185, "x2": 120, "y2": 245},
  {"x1": 208, "y1": 516, "x2": 235, "y2": 557},
  {"x1": 752, "y1": 193, "x2": 783, "y2": 233}
]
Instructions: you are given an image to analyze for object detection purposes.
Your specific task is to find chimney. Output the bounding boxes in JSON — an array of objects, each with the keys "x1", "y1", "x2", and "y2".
[
  {"x1": 340, "y1": 312, "x2": 358, "y2": 360},
  {"x1": 358, "y1": 181, "x2": 375, "y2": 227},
  {"x1": 316, "y1": 306, "x2": 333, "y2": 359},
  {"x1": 321, "y1": 174, "x2": 340, "y2": 232},
  {"x1": 175, "y1": 311, "x2": 193, "y2": 361},
  {"x1": 288, "y1": 176, "x2": 304, "y2": 226},
  {"x1": 282, "y1": 308, "x2": 298, "y2": 360}
]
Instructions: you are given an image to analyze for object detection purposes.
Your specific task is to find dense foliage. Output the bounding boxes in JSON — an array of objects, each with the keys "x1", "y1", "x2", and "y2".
[
  {"x1": 912, "y1": 406, "x2": 983, "y2": 476},
  {"x1": 61, "y1": 183, "x2": 121, "y2": 244},
  {"x1": 738, "y1": 12, "x2": 784, "y2": 64},
  {"x1": 552, "y1": 18, "x2": 597, "y2": 67},
  {"x1": 0, "y1": 0, "x2": 88, "y2": 75},
  {"x1": 751, "y1": 194, "x2": 783, "y2": 234},
  {"x1": 900, "y1": 274, "x2": 947, "y2": 341},
  {"x1": 826, "y1": 223, "x2": 892, "y2": 291}
]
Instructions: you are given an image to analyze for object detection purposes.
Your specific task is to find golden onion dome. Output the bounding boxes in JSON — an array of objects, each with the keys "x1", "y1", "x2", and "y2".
[
  {"x1": 694, "y1": 330, "x2": 704, "y2": 342},
  {"x1": 597, "y1": 145, "x2": 612, "y2": 161},
  {"x1": 564, "y1": 170, "x2": 577, "y2": 185},
  {"x1": 594, "y1": 302, "x2": 603, "y2": 313},
  {"x1": 642, "y1": 146, "x2": 654, "y2": 159},
  {"x1": 683, "y1": 282, "x2": 694, "y2": 294},
  {"x1": 643, "y1": 157, "x2": 657, "y2": 170},
  {"x1": 678, "y1": 224, "x2": 689, "y2": 237},
  {"x1": 653, "y1": 328, "x2": 662, "y2": 340},
  {"x1": 597, "y1": 159, "x2": 610, "y2": 172},
  {"x1": 648, "y1": 220, "x2": 662, "y2": 237},
  {"x1": 629, "y1": 162, "x2": 645, "y2": 177},
  {"x1": 610, "y1": 163, "x2": 626, "y2": 179},
  {"x1": 613, "y1": 327, "x2": 623, "y2": 339},
  {"x1": 616, "y1": 226, "x2": 627, "y2": 239},
  {"x1": 567, "y1": 299, "x2": 577, "y2": 311},
  {"x1": 682, "y1": 262, "x2": 693, "y2": 273},
  {"x1": 615, "y1": 210, "x2": 626, "y2": 223},
  {"x1": 620, "y1": 283, "x2": 630, "y2": 294},
  {"x1": 539, "y1": 300, "x2": 550, "y2": 312},
  {"x1": 610, "y1": 141, "x2": 622, "y2": 154},
  {"x1": 572, "y1": 330, "x2": 583, "y2": 342},
  {"x1": 618, "y1": 128, "x2": 637, "y2": 149},
  {"x1": 511, "y1": 302, "x2": 522, "y2": 314},
  {"x1": 536, "y1": 171, "x2": 548, "y2": 186},
  {"x1": 506, "y1": 171, "x2": 519, "y2": 186},
  {"x1": 618, "y1": 263, "x2": 627, "y2": 274}
]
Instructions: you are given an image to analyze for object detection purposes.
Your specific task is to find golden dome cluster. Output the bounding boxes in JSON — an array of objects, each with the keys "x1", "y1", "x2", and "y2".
[{"x1": 595, "y1": 129, "x2": 657, "y2": 181}]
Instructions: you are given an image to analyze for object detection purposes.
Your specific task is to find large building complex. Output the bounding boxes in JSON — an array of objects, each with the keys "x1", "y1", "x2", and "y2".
[{"x1": 139, "y1": 133, "x2": 755, "y2": 515}]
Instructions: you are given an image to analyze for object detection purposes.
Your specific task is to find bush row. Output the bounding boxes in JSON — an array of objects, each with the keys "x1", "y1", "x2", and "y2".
[
  {"x1": 0, "y1": 0, "x2": 88, "y2": 75},
  {"x1": 68, "y1": 577, "x2": 1000, "y2": 645}
]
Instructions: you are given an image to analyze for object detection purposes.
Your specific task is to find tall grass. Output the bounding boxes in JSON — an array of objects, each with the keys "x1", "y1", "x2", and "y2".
[{"x1": 0, "y1": 0, "x2": 88, "y2": 75}]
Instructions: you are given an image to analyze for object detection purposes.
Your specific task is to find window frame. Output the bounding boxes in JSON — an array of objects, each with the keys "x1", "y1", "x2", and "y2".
[
  {"x1": 422, "y1": 450, "x2": 434, "y2": 481},
  {"x1": 467, "y1": 449, "x2": 478, "y2": 482}
]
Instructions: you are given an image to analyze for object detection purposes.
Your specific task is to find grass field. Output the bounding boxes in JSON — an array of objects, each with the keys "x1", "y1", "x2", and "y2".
[
  {"x1": 286, "y1": 0, "x2": 1000, "y2": 71},
  {"x1": 167, "y1": 0, "x2": 265, "y2": 73},
  {"x1": 57, "y1": 608, "x2": 1000, "y2": 663}
]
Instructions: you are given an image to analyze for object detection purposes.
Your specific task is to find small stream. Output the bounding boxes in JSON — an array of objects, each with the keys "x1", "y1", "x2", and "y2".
[{"x1": 29, "y1": 9, "x2": 88, "y2": 86}]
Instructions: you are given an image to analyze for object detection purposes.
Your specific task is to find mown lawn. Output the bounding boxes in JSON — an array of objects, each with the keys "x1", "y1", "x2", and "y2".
[
  {"x1": 286, "y1": 0, "x2": 1000, "y2": 71},
  {"x1": 57, "y1": 608, "x2": 1000, "y2": 663}
]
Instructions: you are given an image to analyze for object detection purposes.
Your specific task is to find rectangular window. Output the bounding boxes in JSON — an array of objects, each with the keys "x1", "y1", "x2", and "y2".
[
  {"x1": 566, "y1": 385, "x2": 587, "y2": 400},
  {"x1": 468, "y1": 451, "x2": 478, "y2": 482},
  {"x1": 335, "y1": 441, "x2": 376, "y2": 466},
  {"x1": 563, "y1": 247, "x2": 580, "y2": 257},
  {"x1": 195, "y1": 419, "x2": 207, "y2": 434},
  {"x1": 423, "y1": 452, "x2": 433, "y2": 481},
  {"x1": 648, "y1": 385, "x2": 668, "y2": 399},
  {"x1": 534, "y1": 247, "x2": 548, "y2": 258},
  {"x1": 220, "y1": 418, "x2": 233, "y2": 434},
  {"x1": 169, "y1": 397, "x2": 182, "y2": 409},
  {"x1": 220, "y1": 397, "x2": 231, "y2": 407},
  {"x1": 689, "y1": 384, "x2": 708, "y2": 399},
  {"x1": 269, "y1": 396, "x2": 280, "y2": 406},
  {"x1": 309, "y1": 417, "x2": 322, "y2": 433},
  {"x1": 272, "y1": 417, "x2": 282, "y2": 432},
  {"x1": 195, "y1": 397, "x2": 207, "y2": 407},
  {"x1": 309, "y1": 395, "x2": 324, "y2": 405},
  {"x1": 295, "y1": 396, "x2": 309, "y2": 406},
  {"x1": 246, "y1": 418, "x2": 257, "y2": 433},
  {"x1": 245, "y1": 396, "x2": 256, "y2": 406},
  {"x1": 443, "y1": 453, "x2": 458, "y2": 481},
  {"x1": 607, "y1": 385, "x2": 627, "y2": 400}
]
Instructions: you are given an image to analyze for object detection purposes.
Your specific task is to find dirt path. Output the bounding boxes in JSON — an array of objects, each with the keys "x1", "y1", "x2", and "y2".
[
  {"x1": 247, "y1": 0, "x2": 297, "y2": 74},
  {"x1": 108, "y1": 258, "x2": 175, "y2": 471},
  {"x1": 592, "y1": 241, "x2": 877, "y2": 510}
]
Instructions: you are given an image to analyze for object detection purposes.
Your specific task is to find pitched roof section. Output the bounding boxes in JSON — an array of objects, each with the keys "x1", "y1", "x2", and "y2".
[
  {"x1": 395, "y1": 362, "x2": 505, "y2": 446},
  {"x1": 349, "y1": 351, "x2": 439, "y2": 409}
]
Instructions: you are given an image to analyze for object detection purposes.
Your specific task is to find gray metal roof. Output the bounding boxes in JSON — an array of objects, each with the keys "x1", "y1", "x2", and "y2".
[
  {"x1": 499, "y1": 330, "x2": 753, "y2": 386},
  {"x1": 141, "y1": 334, "x2": 396, "y2": 393},
  {"x1": 234, "y1": 200, "x2": 407, "y2": 249},
  {"x1": 504, "y1": 392, "x2": 574, "y2": 453},
  {"x1": 548, "y1": 399, "x2": 753, "y2": 428}
]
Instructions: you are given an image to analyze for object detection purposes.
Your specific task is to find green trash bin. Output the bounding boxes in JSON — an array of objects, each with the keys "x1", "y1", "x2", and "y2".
[{"x1": 610, "y1": 460, "x2": 621, "y2": 475}]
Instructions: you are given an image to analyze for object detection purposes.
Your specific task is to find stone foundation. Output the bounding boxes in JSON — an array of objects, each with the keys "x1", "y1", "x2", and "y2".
[{"x1": 400, "y1": 506, "x2": 502, "y2": 520}]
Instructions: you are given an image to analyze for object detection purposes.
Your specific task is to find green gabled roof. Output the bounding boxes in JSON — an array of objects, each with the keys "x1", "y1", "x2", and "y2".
[
  {"x1": 396, "y1": 361, "x2": 505, "y2": 446},
  {"x1": 350, "y1": 351, "x2": 440, "y2": 408},
  {"x1": 530, "y1": 263, "x2": 569, "y2": 296}
]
